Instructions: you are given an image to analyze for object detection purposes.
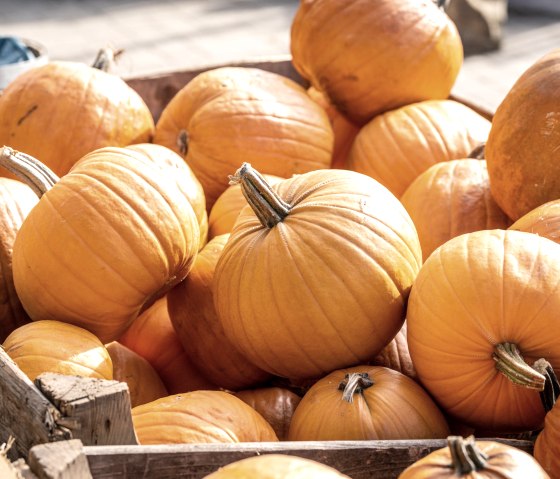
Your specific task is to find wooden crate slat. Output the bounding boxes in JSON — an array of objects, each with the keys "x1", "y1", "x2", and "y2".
[{"x1": 28, "y1": 440, "x2": 92, "y2": 479}]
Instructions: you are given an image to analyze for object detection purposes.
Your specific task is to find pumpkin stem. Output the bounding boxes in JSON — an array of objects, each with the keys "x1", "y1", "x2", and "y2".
[
  {"x1": 0, "y1": 146, "x2": 59, "y2": 197},
  {"x1": 338, "y1": 372, "x2": 374, "y2": 403},
  {"x1": 435, "y1": 0, "x2": 449, "y2": 9},
  {"x1": 468, "y1": 143, "x2": 485, "y2": 159},
  {"x1": 533, "y1": 358, "x2": 560, "y2": 413},
  {"x1": 91, "y1": 46, "x2": 124, "y2": 72},
  {"x1": 448, "y1": 436, "x2": 488, "y2": 474},
  {"x1": 229, "y1": 163, "x2": 291, "y2": 228},
  {"x1": 177, "y1": 129, "x2": 189, "y2": 156},
  {"x1": 492, "y1": 342, "x2": 545, "y2": 391}
]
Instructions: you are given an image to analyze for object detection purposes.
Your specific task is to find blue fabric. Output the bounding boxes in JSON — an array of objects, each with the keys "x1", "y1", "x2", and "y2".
[{"x1": 0, "y1": 36, "x2": 35, "y2": 66}]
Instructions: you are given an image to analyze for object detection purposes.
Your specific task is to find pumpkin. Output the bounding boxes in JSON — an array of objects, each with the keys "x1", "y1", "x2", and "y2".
[
  {"x1": 346, "y1": 100, "x2": 491, "y2": 198},
  {"x1": 399, "y1": 435, "x2": 549, "y2": 478},
  {"x1": 290, "y1": 0, "x2": 463, "y2": 125},
  {"x1": 132, "y1": 390, "x2": 278, "y2": 444},
  {"x1": 509, "y1": 199, "x2": 560, "y2": 244},
  {"x1": 208, "y1": 174, "x2": 284, "y2": 240},
  {"x1": 288, "y1": 365, "x2": 449, "y2": 441},
  {"x1": 407, "y1": 229, "x2": 560, "y2": 432},
  {"x1": 307, "y1": 87, "x2": 360, "y2": 169},
  {"x1": 119, "y1": 296, "x2": 216, "y2": 394},
  {"x1": 234, "y1": 387, "x2": 302, "y2": 441},
  {"x1": 168, "y1": 234, "x2": 270, "y2": 390},
  {"x1": 213, "y1": 164, "x2": 422, "y2": 379},
  {"x1": 2, "y1": 146, "x2": 200, "y2": 343},
  {"x1": 486, "y1": 48, "x2": 560, "y2": 221},
  {"x1": 105, "y1": 341, "x2": 168, "y2": 408},
  {"x1": 369, "y1": 321, "x2": 416, "y2": 380},
  {"x1": 400, "y1": 159, "x2": 512, "y2": 261},
  {"x1": 3, "y1": 320, "x2": 112, "y2": 381},
  {"x1": 0, "y1": 60, "x2": 154, "y2": 179},
  {"x1": 153, "y1": 66, "x2": 334, "y2": 209},
  {"x1": 203, "y1": 454, "x2": 350, "y2": 478},
  {"x1": 0, "y1": 178, "x2": 39, "y2": 342},
  {"x1": 126, "y1": 143, "x2": 208, "y2": 249}
]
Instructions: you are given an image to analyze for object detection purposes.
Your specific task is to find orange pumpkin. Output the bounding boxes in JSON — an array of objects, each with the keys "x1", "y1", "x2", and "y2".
[
  {"x1": 3, "y1": 146, "x2": 200, "y2": 343},
  {"x1": 347, "y1": 100, "x2": 491, "y2": 197},
  {"x1": 401, "y1": 159, "x2": 512, "y2": 261},
  {"x1": 291, "y1": 0, "x2": 463, "y2": 124},
  {"x1": 509, "y1": 199, "x2": 560, "y2": 244},
  {"x1": 213, "y1": 164, "x2": 422, "y2": 379},
  {"x1": 486, "y1": 48, "x2": 560, "y2": 221},
  {"x1": 369, "y1": 321, "x2": 416, "y2": 380},
  {"x1": 288, "y1": 365, "x2": 449, "y2": 441},
  {"x1": 0, "y1": 61, "x2": 154, "y2": 178},
  {"x1": 0, "y1": 178, "x2": 39, "y2": 341},
  {"x1": 3, "y1": 320, "x2": 112, "y2": 381},
  {"x1": 105, "y1": 341, "x2": 168, "y2": 408},
  {"x1": 118, "y1": 297, "x2": 216, "y2": 394},
  {"x1": 132, "y1": 390, "x2": 278, "y2": 444},
  {"x1": 407, "y1": 229, "x2": 560, "y2": 432},
  {"x1": 168, "y1": 234, "x2": 270, "y2": 390},
  {"x1": 153, "y1": 67, "x2": 334, "y2": 209}
]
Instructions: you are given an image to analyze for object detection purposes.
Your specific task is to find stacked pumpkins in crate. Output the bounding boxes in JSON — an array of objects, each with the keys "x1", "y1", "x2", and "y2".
[{"x1": 0, "y1": 0, "x2": 559, "y2": 476}]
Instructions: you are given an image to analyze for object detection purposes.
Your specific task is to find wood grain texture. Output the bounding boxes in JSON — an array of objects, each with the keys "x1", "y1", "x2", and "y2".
[{"x1": 28, "y1": 440, "x2": 92, "y2": 479}]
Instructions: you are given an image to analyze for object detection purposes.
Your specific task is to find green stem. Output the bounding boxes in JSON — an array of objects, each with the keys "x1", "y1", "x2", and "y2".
[
  {"x1": 338, "y1": 372, "x2": 374, "y2": 404},
  {"x1": 228, "y1": 163, "x2": 291, "y2": 228},
  {"x1": 448, "y1": 436, "x2": 488, "y2": 474},
  {"x1": 0, "y1": 146, "x2": 59, "y2": 197},
  {"x1": 492, "y1": 343, "x2": 545, "y2": 391}
]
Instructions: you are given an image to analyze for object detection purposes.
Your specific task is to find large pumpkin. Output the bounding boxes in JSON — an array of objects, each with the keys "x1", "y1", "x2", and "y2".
[
  {"x1": 3, "y1": 146, "x2": 200, "y2": 343},
  {"x1": 407, "y1": 229, "x2": 560, "y2": 431},
  {"x1": 486, "y1": 49, "x2": 560, "y2": 221},
  {"x1": 346, "y1": 100, "x2": 491, "y2": 197},
  {"x1": 153, "y1": 66, "x2": 334, "y2": 209},
  {"x1": 0, "y1": 61, "x2": 154, "y2": 178},
  {"x1": 291, "y1": 0, "x2": 463, "y2": 124},
  {"x1": 213, "y1": 164, "x2": 422, "y2": 379}
]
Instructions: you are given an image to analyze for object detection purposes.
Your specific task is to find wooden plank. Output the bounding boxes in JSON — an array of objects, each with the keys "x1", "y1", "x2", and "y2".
[
  {"x1": 28, "y1": 440, "x2": 92, "y2": 479},
  {"x1": 83, "y1": 438, "x2": 534, "y2": 479},
  {"x1": 35, "y1": 373, "x2": 138, "y2": 447}
]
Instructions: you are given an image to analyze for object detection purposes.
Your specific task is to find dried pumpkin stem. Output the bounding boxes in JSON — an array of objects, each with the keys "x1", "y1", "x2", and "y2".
[
  {"x1": 0, "y1": 146, "x2": 59, "y2": 197},
  {"x1": 229, "y1": 162, "x2": 291, "y2": 228},
  {"x1": 533, "y1": 358, "x2": 560, "y2": 413},
  {"x1": 448, "y1": 436, "x2": 488, "y2": 474},
  {"x1": 493, "y1": 342, "x2": 545, "y2": 391},
  {"x1": 338, "y1": 372, "x2": 374, "y2": 403},
  {"x1": 91, "y1": 46, "x2": 124, "y2": 72}
]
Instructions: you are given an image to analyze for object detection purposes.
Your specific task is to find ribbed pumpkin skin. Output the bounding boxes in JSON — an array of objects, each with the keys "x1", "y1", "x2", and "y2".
[
  {"x1": 234, "y1": 387, "x2": 302, "y2": 441},
  {"x1": 169, "y1": 234, "x2": 270, "y2": 390},
  {"x1": 486, "y1": 49, "x2": 560, "y2": 221},
  {"x1": 3, "y1": 320, "x2": 113, "y2": 381},
  {"x1": 534, "y1": 403, "x2": 560, "y2": 478},
  {"x1": 214, "y1": 169, "x2": 422, "y2": 379},
  {"x1": 208, "y1": 174, "x2": 284, "y2": 240},
  {"x1": 407, "y1": 229, "x2": 560, "y2": 432},
  {"x1": 153, "y1": 67, "x2": 334, "y2": 209},
  {"x1": 0, "y1": 178, "x2": 38, "y2": 342},
  {"x1": 288, "y1": 366, "x2": 449, "y2": 441},
  {"x1": 118, "y1": 297, "x2": 216, "y2": 394},
  {"x1": 12, "y1": 146, "x2": 200, "y2": 343},
  {"x1": 510, "y1": 200, "x2": 560, "y2": 244},
  {"x1": 399, "y1": 440, "x2": 550, "y2": 478},
  {"x1": 369, "y1": 321, "x2": 416, "y2": 380},
  {"x1": 203, "y1": 454, "x2": 350, "y2": 478},
  {"x1": 132, "y1": 390, "x2": 278, "y2": 444},
  {"x1": 401, "y1": 159, "x2": 512, "y2": 262},
  {"x1": 347, "y1": 100, "x2": 491, "y2": 198},
  {"x1": 291, "y1": 0, "x2": 463, "y2": 125},
  {"x1": 126, "y1": 143, "x2": 208, "y2": 249},
  {"x1": 106, "y1": 341, "x2": 168, "y2": 408},
  {"x1": 0, "y1": 62, "x2": 154, "y2": 178}
]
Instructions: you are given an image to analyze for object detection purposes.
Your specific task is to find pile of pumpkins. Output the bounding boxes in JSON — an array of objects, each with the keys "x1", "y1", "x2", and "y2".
[{"x1": 1, "y1": 0, "x2": 559, "y2": 477}]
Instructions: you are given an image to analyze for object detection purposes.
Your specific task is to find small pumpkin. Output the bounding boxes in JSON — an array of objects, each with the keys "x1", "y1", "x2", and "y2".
[
  {"x1": 213, "y1": 164, "x2": 422, "y2": 379},
  {"x1": 509, "y1": 199, "x2": 560, "y2": 244},
  {"x1": 369, "y1": 321, "x2": 416, "y2": 380},
  {"x1": 1, "y1": 146, "x2": 200, "y2": 343},
  {"x1": 486, "y1": 48, "x2": 560, "y2": 221},
  {"x1": 3, "y1": 320, "x2": 113, "y2": 381},
  {"x1": 288, "y1": 365, "x2": 449, "y2": 441},
  {"x1": 132, "y1": 390, "x2": 278, "y2": 444},
  {"x1": 291, "y1": 0, "x2": 463, "y2": 124},
  {"x1": 153, "y1": 66, "x2": 334, "y2": 209},
  {"x1": 203, "y1": 454, "x2": 350, "y2": 478},
  {"x1": 346, "y1": 100, "x2": 491, "y2": 197},
  {"x1": 400, "y1": 159, "x2": 512, "y2": 261},
  {"x1": 399, "y1": 435, "x2": 549, "y2": 478},
  {"x1": 118, "y1": 296, "x2": 216, "y2": 394},
  {"x1": 105, "y1": 341, "x2": 168, "y2": 408}
]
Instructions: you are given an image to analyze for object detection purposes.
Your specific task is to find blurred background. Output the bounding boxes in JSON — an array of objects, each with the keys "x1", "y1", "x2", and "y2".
[{"x1": 1, "y1": 0, "x2": 559, "y2": 113}]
